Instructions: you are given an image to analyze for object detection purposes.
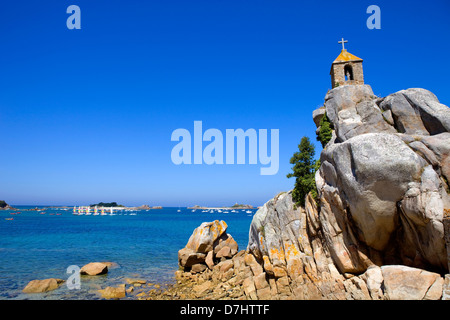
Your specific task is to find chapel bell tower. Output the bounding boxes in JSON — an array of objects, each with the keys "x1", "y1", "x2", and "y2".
[{"x1": 330, "y1": 38, "x2": 364, "y2": 88}]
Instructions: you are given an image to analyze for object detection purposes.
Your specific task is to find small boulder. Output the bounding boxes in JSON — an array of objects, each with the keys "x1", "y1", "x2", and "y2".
[
  {"x1": 23, "y1": 278, "x2": 65, "y2": 293},
  {"x1": 191, "y1": 263, "x2": 207, "y2": 274},
  {"x1": 205, "y1": 251, "x2": 214, "y2": 270},
  {"x1": 216, "y1": 246, "x2": 232, "y2": 259},
  {"x1": 217, "y1": 259, "x2": 234, "y2": 273},
  {"x1": 178, "y1": 248, "x2": 207, "y2": 268},
  {"x1": 193, "y1": 281, "x2": 212, "y2": 296},
  {"x1": 80, "y1": 262, "x2": 108, "y2": 276}
]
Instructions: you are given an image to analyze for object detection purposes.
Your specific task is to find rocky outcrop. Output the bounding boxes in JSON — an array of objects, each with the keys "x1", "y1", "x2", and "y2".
[
  {"x1": 315, "y1": 85, "x2": 450, "y2": 274},
  {"x1": 22, "y1": 278, "x2": 65, "y2": 293},
  {"x1": 164, "y1": 85, "x2": 450, "y2": 300},
  {"x1": 244, "y1": 85, "x2": 450, "y2": 299}
]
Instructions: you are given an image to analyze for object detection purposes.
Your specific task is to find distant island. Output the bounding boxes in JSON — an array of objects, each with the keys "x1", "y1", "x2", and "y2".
[
  {"x1": 0, "y1": 200, "x2": 16, "y2": 210},
  {"x1": 89, "y1": 202, "x2": 124, "y2": 208},
  {"x1": 89, "y1": 203, "x2": 162, "y2": 210},
  {"x1": 187, "y1": 203, "x2": 254, "y2": 210}
]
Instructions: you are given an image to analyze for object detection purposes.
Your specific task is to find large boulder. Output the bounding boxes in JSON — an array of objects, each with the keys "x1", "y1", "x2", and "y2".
[
  {"x1": 378, "y1": 88, "x2": 450, "y2": 135},
  {"x1": 324, "y1": 85, "x2": 396, "y2": 142},
  {"x1": 381, "y1": 265, "x2": 443, "y2": 300},
  {"x1": 178, "y1": 220, "x2": 238, "y2": 270},
  {"x1": 185, "y1": 220, "x2": 228, "y2": 253}
]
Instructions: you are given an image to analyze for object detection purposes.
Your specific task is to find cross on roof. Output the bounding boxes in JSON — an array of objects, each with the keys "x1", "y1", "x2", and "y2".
[{"x1": 338, "y1": 38, "x2": 348, "y2": 51}]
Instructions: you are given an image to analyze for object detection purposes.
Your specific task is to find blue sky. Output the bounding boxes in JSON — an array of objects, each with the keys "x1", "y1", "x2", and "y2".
[{"x1": 1, "y1": 1, "x2": 449, "y2": 206}]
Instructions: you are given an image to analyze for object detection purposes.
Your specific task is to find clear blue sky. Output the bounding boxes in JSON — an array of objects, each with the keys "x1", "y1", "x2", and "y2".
[{"x1": 1, "y1": 0, "x2": 449, "y2": 206}]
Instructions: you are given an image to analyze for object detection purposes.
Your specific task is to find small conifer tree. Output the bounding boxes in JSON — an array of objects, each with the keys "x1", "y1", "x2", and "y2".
[{"x1": 287, "y1": 137, "x2": 320, "y2": 207}]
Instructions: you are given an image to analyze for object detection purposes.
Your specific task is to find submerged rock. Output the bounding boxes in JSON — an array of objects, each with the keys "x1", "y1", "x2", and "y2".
[{"x1": 98, "y1": 284, "x2": 126, "y2": 299}]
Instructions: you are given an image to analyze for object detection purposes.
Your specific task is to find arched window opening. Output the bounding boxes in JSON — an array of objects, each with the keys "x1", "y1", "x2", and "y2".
[{"x1": 344, "y1": 64, "x2": 354, "y2": 81}]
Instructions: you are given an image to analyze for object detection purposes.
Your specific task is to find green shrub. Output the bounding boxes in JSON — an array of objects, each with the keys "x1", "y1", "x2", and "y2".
[{"x1": 316, "y1": 112, "x2": 333, "y2": 148}]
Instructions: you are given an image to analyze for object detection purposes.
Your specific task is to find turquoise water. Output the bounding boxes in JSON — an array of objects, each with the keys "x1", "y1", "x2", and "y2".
[{"x1": 0, "y1": 207, "x2": 255, "y2": 300}]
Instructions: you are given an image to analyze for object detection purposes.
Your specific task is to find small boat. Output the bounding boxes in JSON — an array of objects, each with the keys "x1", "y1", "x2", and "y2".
[{"x1": 5, "y1": 218, "x2": 13, "y2": 221}]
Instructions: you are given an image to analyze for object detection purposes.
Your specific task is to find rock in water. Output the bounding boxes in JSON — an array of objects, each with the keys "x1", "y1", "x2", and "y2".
[
  {"x1": 80, "y1": 262, "x2": 108, "y2": 276},
  {"x1": 23, "y1": 278, "x2": 65, "y2": 293}
]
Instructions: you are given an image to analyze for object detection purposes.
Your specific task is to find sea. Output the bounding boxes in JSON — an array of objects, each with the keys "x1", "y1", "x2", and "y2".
[{"x1": 0, "y1": 206, "x2": 256, "y2": 300}]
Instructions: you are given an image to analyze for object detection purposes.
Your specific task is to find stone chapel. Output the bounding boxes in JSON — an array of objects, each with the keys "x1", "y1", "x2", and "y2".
[{"x1": 330, "y1": 38, "x2": 364, "y2": 88}]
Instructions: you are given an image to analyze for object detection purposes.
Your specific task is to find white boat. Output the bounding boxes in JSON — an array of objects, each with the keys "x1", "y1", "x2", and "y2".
[{"x1": 246, "y1": 210, "x2": 252, "y2": 213}]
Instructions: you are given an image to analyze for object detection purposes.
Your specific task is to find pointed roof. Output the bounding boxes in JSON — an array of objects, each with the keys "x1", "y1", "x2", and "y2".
[{"x1": 333, "y1": 49, "x2": 363, "y2": 63}]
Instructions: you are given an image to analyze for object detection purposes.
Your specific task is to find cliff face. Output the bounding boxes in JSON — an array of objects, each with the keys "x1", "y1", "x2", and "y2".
[{"x1": 246, "y1": 85, "x2": 450, "y2": 299}]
